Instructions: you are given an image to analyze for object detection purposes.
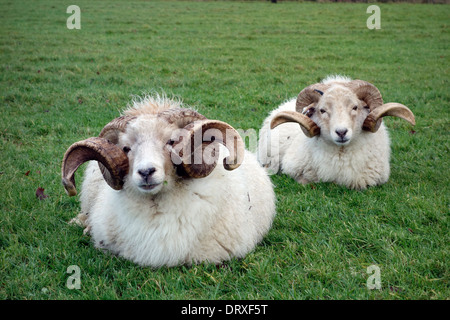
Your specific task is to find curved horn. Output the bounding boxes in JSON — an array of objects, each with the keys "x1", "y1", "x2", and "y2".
[
  {"x1": 171, "y1": 120, "x2": 245, "y2": 178},
  {"x1": 99, "y1": 115, "x2": 136, "y2": 143},
  {"x1": 344, "y1": 80, "x2": 383, "y2": 132},
  {"x1": 270, "y1": 110, "x2": 320, "y2": 138},
  {"x1": 362, "y1": 102, "x2": 416, "y2": 133},
  {"x1": 62, "y1": 116, "x2": 134, "y2": 196},
  {"x1": 268, "y1": 83, "x2": 326, "y2": 138},
  {"x1": 61, "y1": 137, "x2": 129, "y2": 196},
  {"x1": 345, "y1": 80, "x2": 415, "y2": 132},
  {"x1": 345, "y1": 80, "x2": 383, "y2": 111},
  {"x1": 158, "y1": 108, "x2": 207, "y2": 128},
  {"x1": 295, "y1": 83, "x2": 329, "y2": 112}
]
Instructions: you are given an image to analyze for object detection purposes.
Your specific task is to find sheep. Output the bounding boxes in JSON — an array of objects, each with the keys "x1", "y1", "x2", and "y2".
[
  {"x1": 61, "y1": 95, "x2": 276, "y2": 267},
  {"x1": 257, "y1": 75, "x2": 416, "y2": 190}
]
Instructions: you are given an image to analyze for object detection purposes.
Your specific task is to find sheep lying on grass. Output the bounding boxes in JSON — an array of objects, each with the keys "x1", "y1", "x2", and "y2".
[
  {"x1": 257, "y1": 75, "x2": 416, "y2": 190},
  {"x1": 62, "y1": 95, "x2": 276, "y2": 267}
]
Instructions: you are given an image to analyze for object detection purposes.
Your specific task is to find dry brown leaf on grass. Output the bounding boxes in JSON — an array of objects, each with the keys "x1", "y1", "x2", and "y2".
[{"x1": 36, "y1": 187, "x2": 48, "y2": 200}]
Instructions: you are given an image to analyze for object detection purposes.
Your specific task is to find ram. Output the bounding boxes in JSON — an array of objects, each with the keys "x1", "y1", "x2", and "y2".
[
  {"x1": 62, "y1": 95, "x2": 276, "y2": 267},
  {"x1": 257, "y1": 76, "x2": 416, "y2": 189}
]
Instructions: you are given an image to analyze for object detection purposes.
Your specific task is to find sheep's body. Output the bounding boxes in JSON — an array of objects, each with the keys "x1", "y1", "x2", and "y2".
[
  {"x1": 258, "y1": 98, "x2": 391, "y2": 189},
  {"x1": 75, "y1": 96, "x2": 276, "y2": 267},
  {"x1": 258, "y1": 76, "x2": 393, "y2": 189}
]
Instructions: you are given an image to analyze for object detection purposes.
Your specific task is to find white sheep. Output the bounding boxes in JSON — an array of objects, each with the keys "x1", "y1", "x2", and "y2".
[
  {"x1": 257, "y1": 75, "x2": 416, "y2": 190},
  {"x1": 62, "y1": 95, "x2": 276, "y2": 267}
]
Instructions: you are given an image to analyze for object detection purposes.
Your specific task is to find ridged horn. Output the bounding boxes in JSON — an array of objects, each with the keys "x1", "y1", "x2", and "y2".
[
  {"x1": 269, "y1": 82, "x2": 328, "y2": 138},
  {"x1": 295, "y1": 83, "x2": 330, "y2": 112},
  {"x1": 61, "y1": 137, "x2": 129, "y2": 196},
  {"x1": 62, "y1": 116, "x2": 134, "y2": 196},
  {"x1": 362, "y1": 102, "x2": 416, "y2": 132},
  {"x1": 270, "y1": 110, "x2": 320, "y2": 138},
  {"x1": 345, "y1": 80, "x2": 415, "y2": 132},
  {"x1": 345, "y1": 80, "x2": 384, "y2": 111},
  {"x1": 99, "y1": 115, "x2": 136, "y2": 143},
  {"x1": 158, "y1": 108, "x2": 207, "y2": 128},
  {"x1": 171, "y1": 120, "x2": 245, "y2": 178}
]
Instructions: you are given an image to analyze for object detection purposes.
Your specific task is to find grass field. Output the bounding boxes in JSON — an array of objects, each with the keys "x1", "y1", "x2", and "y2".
[{"x1": 0, "y1": 0, "x2": 448, "y2": 300}]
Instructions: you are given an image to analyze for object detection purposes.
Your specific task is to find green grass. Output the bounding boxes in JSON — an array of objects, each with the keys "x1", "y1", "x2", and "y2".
[{"x1": 0, "y1": 0, "x2": 448, "y2": 300}]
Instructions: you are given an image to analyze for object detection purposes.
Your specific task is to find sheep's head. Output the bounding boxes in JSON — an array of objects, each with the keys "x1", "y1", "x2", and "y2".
[
  {"x1": 61, "y1": 109, "x2": 245, "y2": 196},
  {"x1": 270, "y1": 79, "x2": 416, "y2": 146}
]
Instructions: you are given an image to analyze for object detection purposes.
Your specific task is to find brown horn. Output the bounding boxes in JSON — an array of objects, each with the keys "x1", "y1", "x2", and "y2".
[
  {"x1": 269, "y1": 82, "x2": 328, "y2": 138},
  {"x1": 99, "y1": 115, "x2": 136, "y2": 143},
  {"x1": 96, "y1": 115, "x2": 136, "y2": 187},
  {"x1": 158, "y1": 108, "x2": 207, "y2": 128},
  {"x1": 61, "y1": 137, "x2": 129, "y2": 196},
  {"x1": 62, "y1": 116, "x2": 134, "y2": 196},
  {"x1": 362, "y1": 102, "x2": 416, "y2": 133},
  {"x1": 295, "y1": 83, "x2": 329, "y2": 112},
  {"x1": 345, "y1": 80, "x2": 415, "y2": 132},
  {"x1": 171, "y1": 120, "x2": 245, "y2": 178},
  {"x1": 270, "y1": 110, "x2": 320, "y2": 138},
  {"x1": 345, "y1": 80, "x2": 384, "y2": 111}
]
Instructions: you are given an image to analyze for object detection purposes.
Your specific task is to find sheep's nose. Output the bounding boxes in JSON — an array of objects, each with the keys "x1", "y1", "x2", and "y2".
[
  {"x1": 335, "y1": 129, "x2": 348, "y2": 138},
  {"x1": 138, "y1": 167, "x2": 156, "y2": 180}
]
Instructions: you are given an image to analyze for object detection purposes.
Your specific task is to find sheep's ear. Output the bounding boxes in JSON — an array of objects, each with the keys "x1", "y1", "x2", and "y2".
[
  {"x1": 270, "y1": 110, "x2": 320, "y2": 138},
  {"x1": 362, "y1": 103, "x2": 416, "y2": 132}
]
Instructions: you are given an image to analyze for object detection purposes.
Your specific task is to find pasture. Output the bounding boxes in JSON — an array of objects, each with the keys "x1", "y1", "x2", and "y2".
[{"x1": 0, "y1": 0, "x2": 448, "y2": 300}]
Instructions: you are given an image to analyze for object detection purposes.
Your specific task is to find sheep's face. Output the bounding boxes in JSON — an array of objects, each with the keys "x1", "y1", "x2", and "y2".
[
  {"x1": 310, "y1": 86, "x2": 369, "y2": 146},
  {"x1": 118, "y1": 116, "x2": 177, "y2": 196}
]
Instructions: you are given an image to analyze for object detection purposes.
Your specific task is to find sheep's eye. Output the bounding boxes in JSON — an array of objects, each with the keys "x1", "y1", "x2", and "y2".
[
  {"x1": 167, "y1": 139, "x2": 175, "y2": 146},
  {"x1": 352, "y1": 106, "x2": 358, "y2": 111},
  {"x1": 320, "y1": 109, "x2": 326, "y2": 114},
  {"x1": 123, "y1": 146, "x2": 131, "y2": 153},
  {"x1": 364, "y1": 105, "x2": 370, "y2": 110}
]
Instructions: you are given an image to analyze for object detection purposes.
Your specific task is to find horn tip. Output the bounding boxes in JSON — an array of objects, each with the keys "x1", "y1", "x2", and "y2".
[
  {"x1": 62, "y1": 178, "x2": 77, "y2": 197},
  {"x1": 223, "y1": 158, "x2": 242, "y2": 171}
]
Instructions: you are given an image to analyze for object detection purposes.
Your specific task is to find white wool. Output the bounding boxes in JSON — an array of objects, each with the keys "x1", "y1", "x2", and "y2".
[
  {"x1": 257, "y1": 77, "x2": 393, "y2": 190},
  {"x1": 321, "y1": 74, "x2": 352, "y2": 84},
  {"x1": 77, "y1": 96, "x2": 276, "y2": 267}
]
